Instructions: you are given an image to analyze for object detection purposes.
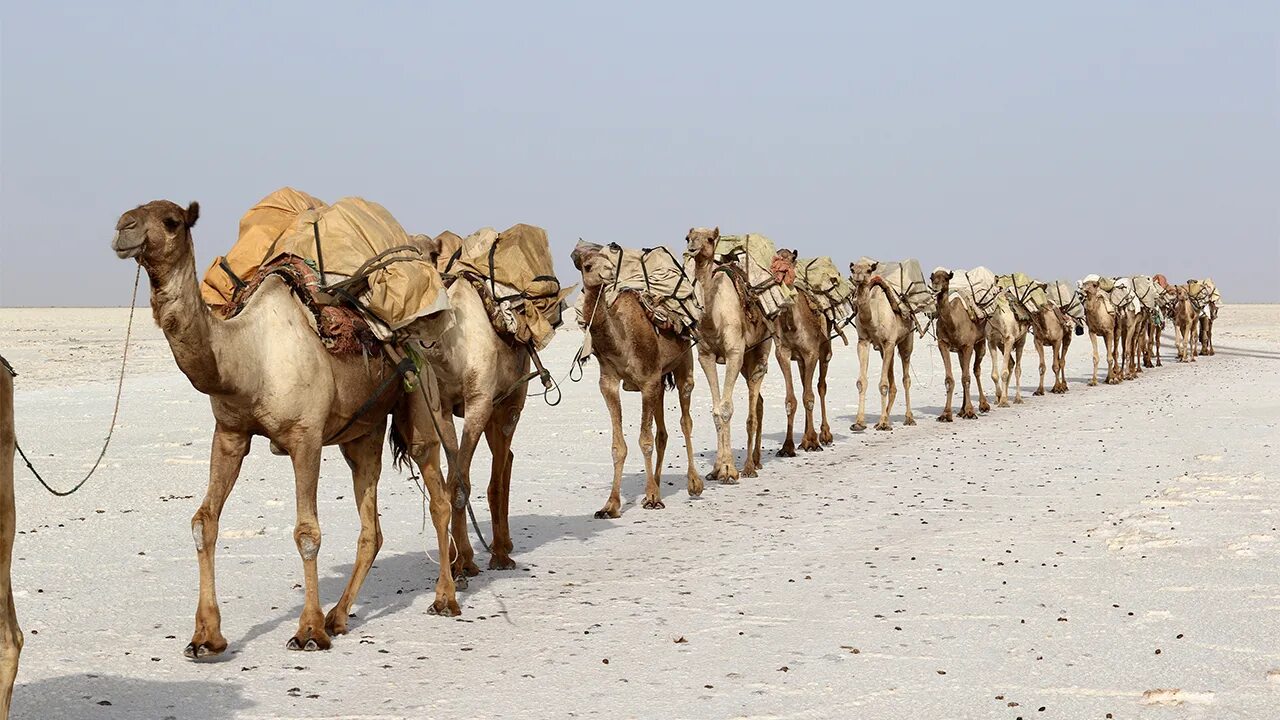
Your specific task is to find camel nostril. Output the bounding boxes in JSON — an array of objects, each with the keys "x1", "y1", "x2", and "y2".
[{"x1": 117, "y1": 218, "x2": 138, "y2": 232}]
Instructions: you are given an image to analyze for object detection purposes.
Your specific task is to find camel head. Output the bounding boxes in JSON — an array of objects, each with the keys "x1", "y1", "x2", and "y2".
[
  {"x1": 112, "y1": 200, "x2": 200, "y2": 266},
  {"x1": 1079, "y1": 278, "x2": 1102, "y2": 300},
  {"x1": 849, "y1": 258, "x2": 878, "y2": 289},
  {"x1": 684, "y1": 226, "x2": 719, "y2": 262},
  {"x1": 409, "y1": 234, "x2": 440, "y2": 266},
  {"x1": 928, "y1": 267, "x2": 954, "y2": 296},
  {"x1": 577, "y1": 251, "x2": 611, "y2": 289}
]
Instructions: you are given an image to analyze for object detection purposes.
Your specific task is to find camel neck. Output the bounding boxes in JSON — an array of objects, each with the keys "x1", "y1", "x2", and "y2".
[{"x1": 146, "y1": 248, "x2": 230, "y2": 395}]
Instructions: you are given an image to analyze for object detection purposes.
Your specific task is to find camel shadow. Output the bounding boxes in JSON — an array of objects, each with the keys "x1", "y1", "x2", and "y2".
[{"x1": 11, "y1": 674, "x2": 253, "y2": 720}]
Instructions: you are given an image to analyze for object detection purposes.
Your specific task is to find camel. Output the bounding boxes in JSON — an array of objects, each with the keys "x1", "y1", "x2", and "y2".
[
  {"x1": 1196, "y1": 300, "x2": 1217, "y2": 357},
  {"x1": 1170, "y1": 285, "x2": 1197, "y2": 363},
  {"x1": 1, "y1": 359, "x2": 20, "y2": 718},
  {"x1": 407, "y1": 236, "x2": 537, "y2": 580},
  {"x1": 1027, "y1": 295, "x2": 1072, "y2": 395},
  {"x1": 1117, "y1": 302, "x2": 1141, "y2": 381},
  {"x1": 1139, "y1": 306, "x2": 1163, "y2": 368},
  {"x1": 773, "y1": 290, "x2": 835, "y2": 454},
  {"x1": 984, "y1": 293, "x2": 1030, "y2": 407},
  {"x1": 1080, "y1": 278, "x2": 1123, "y2": 385},
  {"x1": 848, "y1": 259, "x2": 915, "y2": 431},
  {"x1": 571, "y1": 249, "x2": 702, "y2": 517},
  {"x1": 929, "y1": 269, "x2": 990, "y2": 421},
  {"x1": 112, "y1": 200, "x2": 457, "y2": 658},
  {"x1": 685, "y1": 228, "x2": 773, "y2": 482}
]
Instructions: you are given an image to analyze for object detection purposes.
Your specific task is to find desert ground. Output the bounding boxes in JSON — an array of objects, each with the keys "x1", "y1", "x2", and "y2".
[{"x1": 1, "y1": 304, "x2": 1277, "y2": 719}]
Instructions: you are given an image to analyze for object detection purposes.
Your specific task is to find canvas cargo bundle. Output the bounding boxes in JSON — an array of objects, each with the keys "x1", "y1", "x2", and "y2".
[
  {"x1": 449, "y1": 224, "x2": 573, "y2": 350},
  {"x1": 1188, "y1": 278, "x2": 1221, "y2": 305},
  {"x1": 946, "y1": 266, "x2": 1001, "y2": 319},
  {"x1": 996, "y1": 272, "x2": 1049, "y2": 321},
  {"x1": 1045, "y1": 280, "x2": 1085, "y2": 321},
  {"x1": 872, "y1": 258, "x2": 933, "y2": 318},
  {"x1": 794, "y1": 257, "x2": 853, "y2": 325},
  {"x1": 571, "y1": 240, "x2": 701, "y2": 335},
  {"x1": 201, "y1": 187, "x2": 327, "y2": 307},
  {"x1": 1130, "y1": 275, "x2": 1166, "y2": 310},
  {"x1": 1108, "y1": 277, "x2": 1142, "y2": 314},
  {"x1": 712, "y1": 233, "x2": 796, "y2": 318}
]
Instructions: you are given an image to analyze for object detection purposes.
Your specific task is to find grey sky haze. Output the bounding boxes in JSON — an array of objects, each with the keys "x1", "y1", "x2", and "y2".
[{"x1": 2, "y1": 1, "x2": 1277, "y2": 305}]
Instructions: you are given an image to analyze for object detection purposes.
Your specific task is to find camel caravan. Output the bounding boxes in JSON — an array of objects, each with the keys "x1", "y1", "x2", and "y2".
[{"x1": 0, "y1": 188, "x2": 1227, "y2": 701}]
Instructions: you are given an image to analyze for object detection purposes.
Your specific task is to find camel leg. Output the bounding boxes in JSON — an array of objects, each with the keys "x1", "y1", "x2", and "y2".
[
  {"x1": 324, "y1": 424, "x2": 386, "y2": 637},
  {"x1": 1057, "y1": 335, "x2": 1071, "y2": 393},
  {"x1": 483, "y1": 398, "x2": 522, "y2": 569},
  {"x1": 974, "y1": 342, "x2": 991, "y2": 414},
  {"x1": 741, "y1": 351, "x2": 767, "y2": 478},
  {"x1": 937, "y1": 342, "x2": 955, "y2": 422},
  {"x1": 875, "y1": 343, "x2": 894, "y2": 431},
  {"x1": 595, "y1": 369, "x2": 627, "y2": 518},
  {"x1": 1012, "y1": 340, "x2": 1025, "y2": 404},
  {"x1": 899, "y1": 335, "x2": 916, "y2": 426},
  {"x1": 798, "y1": 354, "x2": 822, "y2": 451},
  {"x1": 184, "y1": 426, "x2": 250, "y2": 659},
  {"x1": 1088, "y1": 331, "x2": 1100, "y2": 386},
  {"x1": 1154, "y1": 324, "x2": 1163, "y2": 366},
  {"x1": 959, "y1": 345, "x2": 978, "y2": 419},
  {"x1": 447, "y1": 410, "x2": 487, "y2": 581},
  {"x1": 817, "y1": 350, "x2": 834, "y2": 443},
  {"x1": 1104, "y1": 331, "x2": 1120, "y2": 384},
  {"x1": 852, "y1": 338, "x2": 871, "y2": 431},
  {"x1": 988, "y1": 338, "x2": 1003, "y2": 407},
  {"x1": 394, "y1": 399, "x2": 459, "y2": 617},
  {"x1": 676, "y1": 356, "x2": 703, "y2": 496},
  {"x1": 698, "y1": 349, "x2": 739, "y2": 483},
  {"x1": 1, "y1": 368, "x2": 22, "y2": 714},
  {"x1": 1034, "y1": 341, "x2": 1047, "y2": 396},
  {"x1": 639, "y1": 381, "x2": 664, "y2": 510},
  {"x1": 284, "y1": 437, "x2": 330, "y2": 651},
  {"x1": 775, "y1": 345, "x2": 798, "y2": 457}
]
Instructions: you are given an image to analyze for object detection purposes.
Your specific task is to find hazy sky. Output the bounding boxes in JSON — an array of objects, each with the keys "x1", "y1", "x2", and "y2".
[{"x1": 2, "y1": 2, "x2": 1277, "y2": 305}]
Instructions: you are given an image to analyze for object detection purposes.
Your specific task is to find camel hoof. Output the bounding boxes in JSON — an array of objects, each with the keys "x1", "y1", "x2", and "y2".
[
  {"x1": 741, "y1": 467, "x2": 758, "y2": 479},
  {"x1": 1012, "y1": 397, "x2": 1023, "y2": 405},
  {"x1": 978, "y1": 403, "x2": 991, "y2": 414},
  {"x1": 286, "y1": 631, "x2": 331, "y2": 652},
  {"x1": 874, "y1": 422, "x2": 892, "y2": 432},
  {"x1": 800, "y1": 442, "x2": 823, "y2": 452},
  {"x1": 820, "y1": 431, "x2": 834, "y2": 445},
  {"x1": 324, "y1": 609, "x2": 350, "y2": 637},
  {"x1": 903, "y1": 417, "x2": 916, "y2": 426},
  {"x1": 1033, "y1": 390, "x2": 1044, "y2": 397},
  {"x1": 996, "y1": 401, "x2": 1009, "y2": 409},
  {"x1": 850, "y1": 422, "x2": 866, "y2": 432},
  {"x1": 937, "y1": 414, "x2": 953, "y2": 423},
  {"x1": 1087, "y1": 380, "x2": 1098, "y2": 387},
  {"x1": 593, "y1": 508, "x2": 621, "y2": 519},
  {"x1": 489, "y1": 554, "x2": 517, "y2": 570},
  {"x1": 776, "y1": 446, "x2": 797, "y2": 458},
  {"x1": 183, "y1": 641, "x2": 226, "y2": 660},
  {"x1": 428, "y1": 598, "x2": 461, "y2": 617},
  {"x1": 687, "y1": 474, "x2": 704, "y2": 497},
  {"x1": 642, "y1": 498, "x2": 666, "y2": 510},
  {"x1": 960, "y1": 410, "x2": 978, "y2": 420}
]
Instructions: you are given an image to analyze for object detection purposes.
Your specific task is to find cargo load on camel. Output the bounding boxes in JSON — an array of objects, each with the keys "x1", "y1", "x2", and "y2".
[
  {"x1": 862, "y1": 257, "x2": 933, "y2": 333},
  {"x1": 711, "y1": 233, "x2": 795, "y2": 319},
  {"x1": 570, "y1": 240, "x2": 701, "y2": 337},
  {"x1": 441, "y1": 224, "x2": 573, "y2": 351},
  {"x1": 996, "y1": 272, "x2": 1050, "y2": 322},
  {"x1": 939, "y1": 266, "x2": 1001, "y2": 320},
  {"x1": 1045, "y1": 279, "x2": 1085, "y2": 322},
  {"x1": 793, "y1": 257, "x2": 854, "y2": 326},
  {"x1": 200, "y1": 189, "x2": 449, "y2": 356}
]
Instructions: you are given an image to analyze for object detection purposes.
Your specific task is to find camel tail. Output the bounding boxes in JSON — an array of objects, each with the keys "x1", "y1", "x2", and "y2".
[
  {"x1": 388, "y1": 417, "x2": 413, "y2": 473},
  {"x1": 662, "y1": 372, "x2": 676, "y2": 391}
]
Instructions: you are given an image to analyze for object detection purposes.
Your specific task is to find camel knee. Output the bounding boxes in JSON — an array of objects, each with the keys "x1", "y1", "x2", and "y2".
[
  {"x1": 293, "y1": 524, "x2": 321, "y2": 561},
  {"x1": 191, "y1": 510, "x2": 217, "y2": 553},
  {"x1": 944, "y1": 376, "x2": 955, "y2": 392}
]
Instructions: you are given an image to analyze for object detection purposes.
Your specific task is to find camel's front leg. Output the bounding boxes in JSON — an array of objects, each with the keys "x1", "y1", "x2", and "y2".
[
  {"x1": 959, "y1": 345, "x2": 978, "y2": 419},
  {"x1": 483, "y1": 399, "x2": 522, "y2": 569},
  {"x1": 1034, "y1": 341, "x2": 1048, "y2": 396},
  {"x1": 1104, "y1": 330, "x2": 1120, "y2": 384},
  {"x1": 697, "y1": 348, "x2": 737, "y2": 483},
  {"x1": 325, "y1": 424, "x2": 387, "y2": 637},
  {"x1": 1088, "y1": 331, "x2": 1100, "y2": 385},
  {"x1": 595, "y1": 370, "x2": 627, "y2": 519},
  {"x1": 937, "y1": 343, "x2": 956, "y2": 422},
  {"x1": 1056, "y1": 337, "x2": 1071, "y2": 393},
  {"x1": 852, "y1": 338, "x2": 871, "y2": 431},
  {"x1": 676, "y1": 357, "x2": 703, "y2": 496},
  {"x1": 394, "y1": 395, "x2": 459, "y2": 616},
  {"x1": 639, "y1": 382, "x2": 664, "y2": 510},
  {"x1": 798, "y1": 354, "x2": 821, "y2": 450},
  {"x1": 1011, "y1": 340, "x2": 1025, "y2": 404},
  {"x1": 1153, "y1": 325, "x2": 1163, "y2": 366},
  {"x1": 448, "y1": 409, "x2": 488, "y2": 581},
  {"x1": 875, "y1": 343, "x2": 894, "y2": 431},
  {"x1": 898, "y1": 336, "x2": 916, "y2": 426},
  {"x1": 988, "y1": 339, "x2": 1005, "y2": 407},
  {"x1": 717, "y1": 349, "x2": 746, "y2": 482},
  {"x1": 743, "y1": 346, "x2": 770, "y2": 475},
  {"x1": 775, "y1": 345, "x2": 798, "y2": 457},
  {"x1": 185, "y1": 427, "x2": 250, "y2": 659},
  {"x1": 818, "y1": 350, "x2": 834, "y2": 442},
  {"x1": 285, "y1": 437, "x2": 329, "y2": 651}
]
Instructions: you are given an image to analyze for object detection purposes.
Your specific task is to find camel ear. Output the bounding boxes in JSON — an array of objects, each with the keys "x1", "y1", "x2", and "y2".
[
  {"x1": 947, "y1": 271, "x2": 954, "y2": 280},
  {"x1": 185, "y1": 201, "x2": 200, "y2": 228},
  {"x1": 869, "y1": 261, "x2": 878, "y2": 272},
  {"x1": 712, "y1": 227, "x2": 720, "y2": 240}
]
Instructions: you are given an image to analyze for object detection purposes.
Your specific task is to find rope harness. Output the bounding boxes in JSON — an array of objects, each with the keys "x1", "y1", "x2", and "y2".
[{"x1": 9, "y1": 266, "x2": 141, "y2": 496}]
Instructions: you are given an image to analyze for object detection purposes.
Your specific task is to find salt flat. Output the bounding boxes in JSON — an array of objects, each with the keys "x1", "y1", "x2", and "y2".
[{"x1": 2, "y1": 305, "x2": 1277, "y2": 719}]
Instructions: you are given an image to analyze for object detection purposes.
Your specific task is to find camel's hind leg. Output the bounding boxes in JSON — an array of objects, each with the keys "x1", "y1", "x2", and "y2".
[
  {"x1": 817, "y1": 347, "x2": 834, "y2": 443},
  {"x1": 1104, "y1": 330, "x2": 1120, "y2": 384},
  {"x1": 741, "y1": 346, "x2": 769, "y2": 478},
  {"x1": 675, "y1": 353, "x2": 703, "y2": 496},
  {"x1": 640, "y1": 380, "x2": 665, "y2": 510},
  {"x1": 875, "y1": 344, "x2": 895, "y2": 431},
  {"x1": 447, "y1": 409, "x2": 488, "y2": 581},
  {"x1": 989, "y1": 338, "x2": 1009, "y2": 408},
  {"x1": 973, "y1": 342, "x2": 991, "y2": 414},
  {"x1": 595, "y1": 368, "x2": 628, "y2": 518},
  {"x1": 483, "y1": 395, "x2": 524, "y2": 569},
  {"x1": 1088, "y1": 331, "x2": 1100, "y2": 386},
  {"x1": 852, "y1": 338, "x2": 871, "y2": 431},
  {"x1": 1011, "y1": 339, "x2": 1025, "y2": 404},
  {"x1": 775, "y1": 344, "x2": 798, "y2": 457},
  {"x1": 185, "y1": 426, "x2": 250, "y2": 659},
  {"x1": 324, "y1": 423, "x2": 387, "y2": 637},
  {"x1": 798, "y1": 353, "x2": 821, "y2": 450},
  {"x1": 283, "y1": 435, "x2": 330, "y2": 651},
  {"x1": 393, "y1": 398, "x2": 459, "y2": 617},
  {"x1": 899, "y1": 334, "x2": 916, "y2": 426},
  {"x1": 958, "y1": 345, "x2": 978, "y2": 419},
  {"x1": 1034, "y1": 341, "x2": 1048, "y2": 396}
]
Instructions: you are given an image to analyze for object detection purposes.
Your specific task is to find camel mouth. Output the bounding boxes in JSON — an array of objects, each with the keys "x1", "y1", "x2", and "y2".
[{"x1": 112, "y1": 229, "x2": 146, "y2": 259}]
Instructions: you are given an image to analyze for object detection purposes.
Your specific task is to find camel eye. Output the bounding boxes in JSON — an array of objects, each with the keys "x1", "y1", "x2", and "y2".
[{"x1": 163, "y1": 217, "x2": 181, "y2": 232}]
